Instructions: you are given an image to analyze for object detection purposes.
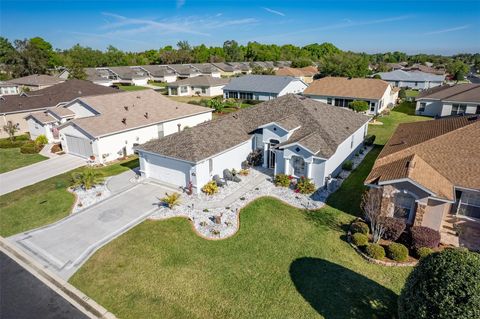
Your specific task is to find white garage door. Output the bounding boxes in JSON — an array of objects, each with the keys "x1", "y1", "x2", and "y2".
[
  {"x1": 65, "y1": 135, "x2": 93, "y2": 158},
  {"x1": 145, "y1": 155, "x2": 189, "y2": 187}
]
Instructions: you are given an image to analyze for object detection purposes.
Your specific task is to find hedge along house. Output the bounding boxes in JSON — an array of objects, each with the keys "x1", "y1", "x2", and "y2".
[
  {"x1": 1, "y1": 79, "x2": 118, "y2": 139},
  {"x1": 303, "y1": 77, "x2": 398, "y2": 115},
  {"x1": 135, "y1": 94, "x2": 370, "y2": 194},
  {"x1": 365, "y1": 116, "x2": 480, "y2": 250},
  {"x1": 415, "y1": 84, "x2": 480, "y2": 117},
  {"x1": 222, "y1": 75, "x2": 308, "y2": 101},
  {"x1": 167, "y1": 76, "x2": 230, "y2": 97},
  {"x1": 55, "y1": 90, "x2": 212, "y2": 163}
]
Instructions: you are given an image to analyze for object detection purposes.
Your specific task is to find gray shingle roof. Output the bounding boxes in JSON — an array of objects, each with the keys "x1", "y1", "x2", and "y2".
[
  {"x1": 7, "y1": 74, "x2": 64, "y2": 87},
  {"x1": 168, "y1": 76, "x2": 229, "y2": 87},
  {"x1": 223, "y1": 75, "x2": 303, "y2": 94},
  {"x1": 417, "y1": 84, "x2": 480, "y2": 103},
  {"x1": 136, "y1": 94, "x2": 370, "y2": 162},
  {"x1": 376, "y1": 70, "x2": 445, "y2": 82}
]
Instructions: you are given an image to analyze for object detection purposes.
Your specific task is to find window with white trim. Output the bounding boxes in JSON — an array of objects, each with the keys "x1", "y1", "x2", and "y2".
[
  {"x1": 451, "y1": 104, "x2": 467, "y2": 115},
  {"x1": 393, "y1": 193, "x2": 415, "y2": 219},
  {"x1": 457, "y1": 191, "x2": 480, "y2": 219},
  {"x1": 419, "y1": 102, "x2": 426, "y2": 112}
]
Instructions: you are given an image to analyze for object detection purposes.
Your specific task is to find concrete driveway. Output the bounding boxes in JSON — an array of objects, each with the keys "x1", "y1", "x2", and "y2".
[
  {"x1": 0, "y1": 154, "x2": 85, "y2": 196},
  {"x1": 9, "y1": 181, "x2": 171, "y2": 279}
]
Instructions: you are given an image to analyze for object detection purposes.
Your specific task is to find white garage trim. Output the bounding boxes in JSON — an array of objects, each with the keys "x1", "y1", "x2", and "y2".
[{"x1": 64, "y1": 135, "x2": 93, "y2": 158}]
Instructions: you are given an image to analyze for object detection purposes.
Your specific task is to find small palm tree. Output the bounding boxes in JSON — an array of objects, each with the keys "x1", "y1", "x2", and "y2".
[
  {"x1": 161, "y1": 192, "x2": 181, "y2": 209},
  {"x1": 71, "y1": 168, "x2": 105, "y2": 190}
]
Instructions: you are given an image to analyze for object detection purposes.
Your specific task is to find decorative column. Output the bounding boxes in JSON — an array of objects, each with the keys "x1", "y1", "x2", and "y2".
[
  {"x1": 306, "y1": 161, "x2": 313, "y2": 179},
  {"x1": 284, "y1": 158, "x2": 290, "y2": 175},
  {"x1": 414, "y1": 203, "x2": 427, "y2": 226}
]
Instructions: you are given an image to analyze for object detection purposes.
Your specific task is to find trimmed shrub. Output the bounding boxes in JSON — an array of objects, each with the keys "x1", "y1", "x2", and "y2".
[
  {"x1": 386, "y1": 243, "x2": 409, "y2": 262},
  {"x1": 351, "y1": 233, "x2": 368, "y2": 247},
  {"x1": 295, "y1": 176, "x2": 315, "y2": 194},
  {"x1": 202, "y1": 181, "x2": 219, "y2": 195},
  {"x1": 410, "y1": 226, "x2": 441, "y2": 250},
  {"x1": 161, "y1": 192, "x2": 181, "y2": 209},
  {"x1": 342, "y1": 160, "x2": 353, "y2": 171},
  {"x1": 365, "y1": 243, "x2": 385, "y2": 260},
  {"x1": 274, "y1": 174, "x2": 291, "y2": 187},
  {"x1": 351, "y1": 221, "x2": 369, "y2": 235},
  {"x1": 349, "y1": 100, "x2": 369, "y2": 112},
  {"x1": 35, "y1": 134, "x2": 48, "y2": 146},
  {"x1": 363, "y1": 134, "x2": 376, "y2": 146},
  {"x1": 20, "y1": 141, "x2": 41, "y2": 154},
  {"x1": 246, "y1": 149, "x2": 263, "y2": 166},
  {"x1": 381, "y1": 217, "x2": 406, "y2": 241},
  {"x1": 398, "y1": 249, "x2": 480, "y2": 319},
  {"x1": 416, "y1": 247, "x2": 434, "y2": 259},
  {"x1": 51, "y1": 144, "x2": 62, "y2": 153}
]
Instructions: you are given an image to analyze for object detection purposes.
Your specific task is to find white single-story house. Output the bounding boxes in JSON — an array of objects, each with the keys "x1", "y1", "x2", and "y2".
[
  {"x1": 415, "y1": 84, "x2": 480, "y2": 117},
  {"x1": 223, "y1": 75, "x2": 307, "y2": 101},
  {"x1": 140, "y1": 65, "x2": 178, "y2": 83},
  {"x1": 85, "y1": 67, "x2": 150, "y2": 86},
  {"x1": 375, "y1": 69, "x2": 445, "y2": 90},
  {"x1": 1, "y1": 79, "x2": 117, "y2": 139},
  {"x1": 166, "y1": 64, "x2": 202, "y2": 79},
  {"x1": 191, "y1": 64, "x2": 221, "y2": 78},
  {"x1": 210, "y1": 63, "x2": 242, "y2": 77},
  {"x1": 167, "y1": 76, "x2": 230, "y2": 97},
  {"x1": 303, "y1": 77, "x2": 398, "y2": 115},
  {"x1": 135, "y1": 94, "x2": 370, "y2": 193},
  {"x1": 53, "y1": 90, "x2": 212, "y2": 163},
  {"x1": 0, "y1": 81, "x2": 19, "y2": 95}
]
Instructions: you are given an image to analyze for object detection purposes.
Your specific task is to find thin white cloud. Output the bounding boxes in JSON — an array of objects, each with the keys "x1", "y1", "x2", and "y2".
[
  {"x1": 177, "y1": 0, "x2": 185, "y2": 9},
  {"x1": 99, "y1": 12, "x2": 257, "y2": 38},
  {"x1": 263, "y1": 7, "x2": 285, "y2": 17},
  {"x1": 423, "y1": 25, "x2": 469, "y2": 35}
]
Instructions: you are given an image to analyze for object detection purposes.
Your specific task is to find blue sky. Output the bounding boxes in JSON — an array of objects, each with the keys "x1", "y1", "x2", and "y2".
[{"x1": 1, "y1": 0, "x2": 479, "y2": 54}]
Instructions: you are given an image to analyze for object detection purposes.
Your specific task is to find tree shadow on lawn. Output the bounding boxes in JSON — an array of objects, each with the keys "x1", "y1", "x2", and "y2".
[{"x1": 290, "y1": 257, "x2": 398, "y2": 319}]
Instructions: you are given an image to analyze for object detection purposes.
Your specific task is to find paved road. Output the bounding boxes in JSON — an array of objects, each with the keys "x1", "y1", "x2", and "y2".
[
  {"x1": 9, "y1": 181, "x2": 168, "y2": 279},
  {"x1": 467, "y1": 75, "x2": 480, "y2": 84},
  {"x1": 0, "y1": 251, "x2": 88, "y2": 319},
  {"x1": 0, "y1": 154, "x2": 85, "y2": 196}
]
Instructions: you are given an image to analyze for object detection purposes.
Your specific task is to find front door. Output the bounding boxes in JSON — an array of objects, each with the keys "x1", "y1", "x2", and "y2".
[{"x1": 268, "y1": 139, "x2": 279, "y2": 169}]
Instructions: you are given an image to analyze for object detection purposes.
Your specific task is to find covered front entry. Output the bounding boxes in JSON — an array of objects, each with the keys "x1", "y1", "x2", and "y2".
[
  {"x1": 268, "y1": 139, "x2": 279, "y2": 169},
  {"x1": 65, "y1": 135, "x2": 93, "y2": 158}
]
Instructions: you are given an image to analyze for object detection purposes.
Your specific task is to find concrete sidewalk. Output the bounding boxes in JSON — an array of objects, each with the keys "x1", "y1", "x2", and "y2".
[
  {"x1": 9, "y1": 182, "x2": 167, "y2": 279},
  {"x1": 0, "y1": 154, "x2": 85, "y2": 195}
]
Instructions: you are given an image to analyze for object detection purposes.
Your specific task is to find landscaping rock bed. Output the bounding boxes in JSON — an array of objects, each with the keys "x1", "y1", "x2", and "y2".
[{"x1": 70, "y1": 184, "x2": 111, "y2": 214}]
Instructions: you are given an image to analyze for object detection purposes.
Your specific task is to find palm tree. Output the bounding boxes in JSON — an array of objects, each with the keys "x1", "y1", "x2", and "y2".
[{"x1": 71, "y1": 168, "x2": 105, "y2": 190}]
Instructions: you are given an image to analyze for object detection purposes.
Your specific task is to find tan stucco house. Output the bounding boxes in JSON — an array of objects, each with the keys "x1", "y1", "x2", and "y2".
[{"x1": 365, "y1": 115, "x2": 480, "y2": 250}]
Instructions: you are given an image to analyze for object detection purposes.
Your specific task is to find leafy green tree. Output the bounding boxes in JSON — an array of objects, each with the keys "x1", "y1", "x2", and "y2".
[
  {"x1": 398, "y1": 249, "x2": 480, "y2": 319},
  {"x1": 291, "y1": 58, "x2": 312, "y2": 68},
  {"x1": 447, "y1": 60, "x2": 469, "y2": 81},
  {"x1": 223, "y1": 40, "x2": 243, "y2": 62},
  {"x1": 303, "y1": 42, "x2": 341, "y2": 60},
  {"x1": 320, "y1": 52, "x2": 370, "y2": 78},
  {"x1": 349, "y1": 100, "x2": 369, "y2": 112},
  {"x1": 207, "y1": 98, "x2": 225, "y2": 113},
  {"x1": 104, "y1": 45, "x2": 127, "y2": 66}
]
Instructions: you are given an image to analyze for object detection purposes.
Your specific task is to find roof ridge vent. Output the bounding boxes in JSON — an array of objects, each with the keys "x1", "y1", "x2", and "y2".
[
  {"x1": 122, "y1": 117, "x2": 127, "y2": 124},
  {"x1": 124, "y1": 106, "x2": 129, "y2": 111}
]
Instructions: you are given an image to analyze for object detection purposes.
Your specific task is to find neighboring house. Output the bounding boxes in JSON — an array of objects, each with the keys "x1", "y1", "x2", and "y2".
[
  {"x1": 227, "y1": 62, "x2": 252, "y2": 74},
  {"x1": 0, "y1": 81, "x2": 19, "y2": 95},
  {"x1": 251, "y1": 61, "x2": 277, "y2": 70},
  {"x1": 7, "y1": 74, "x2": 65, "y2": 91},
  {"x1": 404, "y1": 63, "x2": 445, "y2": 75},
  {"x1": 139, "y1": 65, "x2": 178, "y2": 83},
  {"x1": 415, "y1": 84, "x2": 480, "y2": 117},
  {"x1": 107, "y1": 66, "x2": 150, "y2": 86},
  {"x1": 54, "y1": 90, "x2": 212, "y2": 163},
  {"x1": 191, "y1": 64, "x2": 221, "y2": 78},
  {"x1": 365, "y1": 115, "x2": 480, "y2": 250},
  {"x1": 166, "y1": 64, "x2": 202, "y2": 79},
  {"x1": 275, "y1": 66, "x2": 318, "y2": 84},
  {"x1": 276, "y1": 61, "x2": 292, "y2": 68},
  {"x1": 0, "y1": 79, "x2": 118, "y2": 139},
  {"x1": 303, "y1": 77, "x2": 398, "y2": 115},
  {"x1": 135, "y1": 94, "x2": 370, "y2": 193},
  {"x1": 376, "y1": 69, "x2": 445, "y2": 90},
  {"x1": 167, "y1": 76, "x2": 230, "y2": 97},
  {"x1": 211, "y1": 63, "x2": 242, "y2": 77},
  {"x1": 85, "y1": 68, "x2": 117, "y2": 87},
  {"x1": 223, "y1": 75, "x2": 307, "y2": 101}
]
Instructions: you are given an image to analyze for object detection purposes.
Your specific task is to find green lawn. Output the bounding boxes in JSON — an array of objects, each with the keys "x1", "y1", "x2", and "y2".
[
  {"x1": 148, "y1": 81, "x2": 167, "y2": 87},
  {"x1": 70, "y1": 198, "x2": 410, "y2": 319},
  {"x1": 0, "y1": 157, "x2": 139, "y2": 237},
  {"x1": 117, "y1": 85, "x2": 149, "y2": 91},
  {"x1": 0, "y1": 148, "x2": 47, "y2": 173},
  {"x1": 405, "y1": 89, "x2": 419, "y2": 98},
  {"x1": 368, "y1": 101, "x2": 429, "y2": 145}
]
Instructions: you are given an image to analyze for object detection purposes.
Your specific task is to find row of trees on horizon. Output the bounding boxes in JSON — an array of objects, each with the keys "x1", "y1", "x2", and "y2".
[{"x1": 0, "y1": 36, "x2": 478, "y2": 81}]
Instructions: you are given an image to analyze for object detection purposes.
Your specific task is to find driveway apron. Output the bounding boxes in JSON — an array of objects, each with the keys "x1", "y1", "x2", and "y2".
[{"x1": 9, "y1": 182, "x2": 166, "y2": 280}]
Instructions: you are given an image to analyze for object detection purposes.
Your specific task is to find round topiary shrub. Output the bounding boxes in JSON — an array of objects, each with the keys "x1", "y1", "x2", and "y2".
[
  {"x1": 410, "y1": 226, "x2": 441, "y2": 250},
  {"x1": 398, "y1": 249, "x2": 480, "y2": 319},
  {"x1": 351, "y1": 233, "x2": 368, "y2": 246},
  {"x1": 416, "y1": 247, "x2": 433, "y2": 259},
  {"x1": 365, "y1": 243, "x2": 385, "y2": 260},
  {"x1": 351, "y1": 221, "x2": 369, "y2": 235},
  {"x1": 386, "y1": 243, "x2": 409, "y2": 262}
]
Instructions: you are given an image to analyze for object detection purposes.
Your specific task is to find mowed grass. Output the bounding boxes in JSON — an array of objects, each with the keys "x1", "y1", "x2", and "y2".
[
  {"x1": 117, "y1": 85, "x2": 149, "y2": 91},
  {"x1": 0, "y1": 148, "x2": 47, "y2": 173},
  {"x1": 0, "y1": 157, "x2": 139, "y2": 237},
  {"x1": 70, "y1": 197, "x2": 410, "y2": 319},
  {"x1": 368, "y1": 101, "x2": 429, "y2": 145}
]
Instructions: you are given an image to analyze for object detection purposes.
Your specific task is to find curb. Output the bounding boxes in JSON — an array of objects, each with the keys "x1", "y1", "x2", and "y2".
[{"x1": 0, "y1": 237, "x2": 117, "y2": 319}]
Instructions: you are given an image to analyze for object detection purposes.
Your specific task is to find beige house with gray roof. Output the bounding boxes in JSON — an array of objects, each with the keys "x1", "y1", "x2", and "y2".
[
  {"x1": 50, "y1": 90, "x2": 212, "y2": 163},
  {"x1": 136, "y1": 94, "x2": 370, "y2": 193}
]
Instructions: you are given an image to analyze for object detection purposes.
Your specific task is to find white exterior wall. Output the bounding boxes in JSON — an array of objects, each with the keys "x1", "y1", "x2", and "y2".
[
  {"x1": 26, "y1": 118, "x2": 54, "y2": 141},
  {"x1": 324, "y1": 123, "x2": 368, "y2": 178},
  {"x1": 385, "y1": 80, "x2": 443, "y2": 90},
  {"x1": 0, "y1": 86, "x2": 19, "y2": 95},
  {"x1": 278, "y1": 80, "x2": 308, "y2": 96},
  {"x1": 59, "y1": 124, "x2": 94, "y2": 155},
  {"x1": 416, "y1": 100, "x2": 479, "y2": 117},
  {"x1": 306, "y1": 94, "x2": 381, "y2": 115},
  {"x1": 162, "y1": 112, "x2": 212, "y2": 134},
  {"x1": 132, "y1": 78, "x2": 149, "y2": 86},
  {"x1": 140, "y1": 151, "x2": 193, "y2": 188}
]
